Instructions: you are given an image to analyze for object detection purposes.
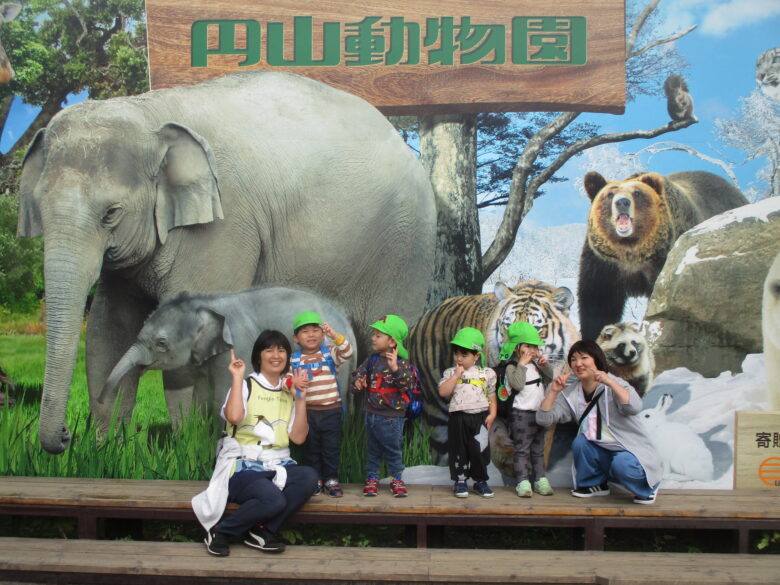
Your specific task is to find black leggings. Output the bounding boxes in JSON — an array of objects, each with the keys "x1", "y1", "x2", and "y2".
[{"x1": 216, "y1": 464, "x2": 318, "y2": 536}]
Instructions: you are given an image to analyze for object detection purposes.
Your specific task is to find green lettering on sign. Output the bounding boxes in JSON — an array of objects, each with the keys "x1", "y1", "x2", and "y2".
[
  {"x1": 191, "y1": 20, "x2": 261, "y2": 67},
  {"x1": 512, "y1": 17, "x2": 586, "y2": 65},
  {"x1": 267, "y1": 16, "x2": 341, "y2": 66}
]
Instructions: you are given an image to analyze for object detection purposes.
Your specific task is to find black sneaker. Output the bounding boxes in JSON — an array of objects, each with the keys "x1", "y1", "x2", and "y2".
[
  {"x1": 244, "y1": 527, "x2": 286, "y2": 553},
  {"x1": 571, "y1": 483, "x2": 610, "y2": 498},
  {"x1": 204, "y1": 529, "x2": 230, "y2": 556},
  {"x1": 633, "y1": 491, "x2": 657, "y2": 504}
]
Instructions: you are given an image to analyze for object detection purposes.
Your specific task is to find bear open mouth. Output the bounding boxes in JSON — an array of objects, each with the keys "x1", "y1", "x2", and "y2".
[{"x1": 615, "y1": 213, "x2": 633, "y2": 236}]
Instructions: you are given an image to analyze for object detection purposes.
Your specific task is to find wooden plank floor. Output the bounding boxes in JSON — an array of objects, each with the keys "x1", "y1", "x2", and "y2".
[
  {"x1": 1, "y1": 537, "x2": 779, "y2": 585},
  {"x1": 2, "y1": 476, "x2": 779, "y2": 520}
]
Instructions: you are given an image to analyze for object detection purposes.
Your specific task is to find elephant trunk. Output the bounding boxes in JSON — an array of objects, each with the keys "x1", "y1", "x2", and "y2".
[
  {"x1": 100, "y1": 343, "x2": 152, "y2": 404},
  {"x1": 39, "y1": 240, "x2": 103, "y2": 454}
]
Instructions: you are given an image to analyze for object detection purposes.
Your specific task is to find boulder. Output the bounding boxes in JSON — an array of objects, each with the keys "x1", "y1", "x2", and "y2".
[{"x1": 646, "y1": 198, "x2": 780, "y2": 377}]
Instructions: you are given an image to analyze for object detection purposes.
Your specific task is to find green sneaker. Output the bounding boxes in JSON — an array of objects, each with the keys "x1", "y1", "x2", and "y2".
[
  {"x1": 533, "y1": 477, "x2": 554, "y2": 496},
  {"x1": 515, "y1": 480, "x2": 532, "y2": 498}
]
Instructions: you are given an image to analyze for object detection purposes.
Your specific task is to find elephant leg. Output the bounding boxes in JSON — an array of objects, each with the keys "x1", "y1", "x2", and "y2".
[
  {"x1": 87, "y1": 278, "x2": 156, "y2": 431},
  {"x1": 162, "y1": 369, "x2": 197, "y2": 428}
]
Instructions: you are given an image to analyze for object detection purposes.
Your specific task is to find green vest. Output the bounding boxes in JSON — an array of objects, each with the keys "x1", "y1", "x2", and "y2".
[{"x1": 226, "y1": 377, "x2": 294, "y2": 451}]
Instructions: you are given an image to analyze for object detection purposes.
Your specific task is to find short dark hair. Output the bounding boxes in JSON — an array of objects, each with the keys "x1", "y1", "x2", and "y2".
[
  {"x1": 450, "y1": 344, "x2": 480, "y2": 356},
  {"x1": 567, "y1": 339, "x2": 609, "y2": 373},
  {"x1": 251, "y1": 329, "x2": 292, "y2": 374}
]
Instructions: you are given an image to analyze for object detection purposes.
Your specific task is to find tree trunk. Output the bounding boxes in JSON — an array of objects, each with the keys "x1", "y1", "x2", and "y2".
[{"x1": 419, "y1": 114, "x2": 481, "y2": 307}]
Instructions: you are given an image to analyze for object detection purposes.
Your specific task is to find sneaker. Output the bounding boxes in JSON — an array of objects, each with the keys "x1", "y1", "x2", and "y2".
[
  {"x1": 204, "y1": 529, "x2": 229, "y2": 557},
  {"x1": 324, "y1": 478, "x2": 343, "y2": 498},
  {"x1": 363, "y1": 476, "x2": 379, "y2": 497},
  {"x1": 453, "y1": 480, "x2": 469, "y2": 498},
  {"x1": 473, "y1": 481, "x2": 495, "y2": 498},
  {"x1": 313, "y1": 480, "x2": 322, "y2": 496},
  {"x1": 390, "y1": 478, "x2": 408, "y2": 498},
  {"x1": 633, "y1": 491, "x2": 657, "y2": 505},
  {"x1": 244, "y1": 527, "x2": 286, "y2": 553},
  {"x1": 515, "y1": 479, "x2": 533, "y2": 498},
  {"x1": 533, "y1": 477, "x2": 554, "y2": 496},
  {"x1": 571, "y1": 483, "x2": 610, "y2": 498}
]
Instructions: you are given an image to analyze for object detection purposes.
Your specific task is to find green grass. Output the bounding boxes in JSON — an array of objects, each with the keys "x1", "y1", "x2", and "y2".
[{"x1": 0, "y1": 334, "x2": 431, "y2": 481}]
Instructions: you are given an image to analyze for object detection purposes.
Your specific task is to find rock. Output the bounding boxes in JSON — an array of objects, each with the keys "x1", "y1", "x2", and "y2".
[{"x1": 646, "y1": 198, "x2": 780, "y2": 377}]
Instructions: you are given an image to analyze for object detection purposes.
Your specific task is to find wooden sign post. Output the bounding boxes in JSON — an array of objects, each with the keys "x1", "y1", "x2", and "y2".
[
  {"x1": 145, "y1": 0, "x2": 625, "y2": 115},
  {"x1": 735, "y1": 411, "x2": 780, "y2": 489}
]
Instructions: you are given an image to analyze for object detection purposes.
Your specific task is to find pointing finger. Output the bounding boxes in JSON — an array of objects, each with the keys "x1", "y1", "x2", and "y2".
[{"x1": 230, "y1": 349, "x2": 236, "y2": 361}]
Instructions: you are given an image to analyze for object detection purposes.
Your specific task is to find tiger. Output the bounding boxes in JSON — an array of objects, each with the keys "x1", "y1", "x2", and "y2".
[{"x1": 407, "y1": 280, "x2": 580, "y2": 465}]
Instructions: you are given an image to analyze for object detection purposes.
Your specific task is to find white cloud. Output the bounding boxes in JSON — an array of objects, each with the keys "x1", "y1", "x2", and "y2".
[
  {"x1": 699, "y1": 0, "x2": 780, "y2": 36},
  {"x1": 658, "y1": 0, "x2": 780, "y2": 38}
]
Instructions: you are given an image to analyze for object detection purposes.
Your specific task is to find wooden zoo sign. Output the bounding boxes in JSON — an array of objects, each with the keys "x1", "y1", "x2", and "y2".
[
  {"x1": 145, "y1": 0, "x2": 626, "y2": 115},
  {"x1": 734, "y1": 411, "x2": 780, "y2": 489}
]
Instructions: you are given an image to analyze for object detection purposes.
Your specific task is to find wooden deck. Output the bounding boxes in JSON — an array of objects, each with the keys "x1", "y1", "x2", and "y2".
[
  {"x1": 1, "y1": 537, "x2": 779, "y2": 585},
  {"x1": 2, "y1": 476, "x2": 780, "y2": 552}
]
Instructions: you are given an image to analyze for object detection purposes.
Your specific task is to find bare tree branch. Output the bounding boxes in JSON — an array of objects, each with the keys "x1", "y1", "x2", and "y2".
[
  {"x1": 626, "y1": 0, "x2": 660, "y2": 57},
  {"x1": 631, "y1": 25, "x2": 696, "y2": 58},
  {"x1": 481, "y1": 111, "x2": 578, "y2": 276},
  {"x1": 636, "y1": 141, "x2": 739, "y2": 183}
]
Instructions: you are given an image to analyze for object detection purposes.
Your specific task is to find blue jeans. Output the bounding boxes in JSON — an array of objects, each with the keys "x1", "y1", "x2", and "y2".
[
  {"x1": 365, "y1": 412, "x2": 405, "y2": 478},
  {"x1": 572, "y1": 434, "x2": 656, "y2": 498}
]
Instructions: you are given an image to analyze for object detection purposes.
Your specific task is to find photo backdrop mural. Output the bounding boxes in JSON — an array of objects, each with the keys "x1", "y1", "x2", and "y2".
[{"x1": 0, "y1": 0, "x2": 779, "y2": 491}]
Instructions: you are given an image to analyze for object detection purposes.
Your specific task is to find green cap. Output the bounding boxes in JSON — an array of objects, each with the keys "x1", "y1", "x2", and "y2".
[
  {"x1": 293, "y1": 311, "x2": 323, "y2": 331},
  {"x1": 370, "y1": 314, "x2": 409, "y2": 360},
  {"x1": 498, "y1": 322, "x2": 543, "y2": 361},
  {"x1": 450, "y1": 327, "x2": 485, "y2": 351},
  {"x1": 450, "y1": 327, "x2": 486, "y2": 367}
]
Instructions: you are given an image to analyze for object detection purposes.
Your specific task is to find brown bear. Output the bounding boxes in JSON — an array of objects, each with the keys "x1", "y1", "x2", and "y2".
[{"x1": 578, "y1": 171, "x2": 748, "y2": 340}]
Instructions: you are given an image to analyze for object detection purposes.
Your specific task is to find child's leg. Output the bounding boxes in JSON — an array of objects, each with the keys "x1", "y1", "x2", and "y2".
[
  {"x1": 448, "y1": 412, "x2": 469, "y2": 481},
  {"x1": 303, "y1": 409, "x2": 324, "y2": 479},
  {"x1": 462, "y1": 411, "x2": 490, "y2": 482},
  {"x1": 319, "y1": 408, "x2": 342, "y2": 480},
  {"x1": 376, "y1": 415, "x2": 405, "y2": 478},
  {"x1": 364, "y1": 412, "x2": 383, "y2": 477},
  {"x1": 528, "y1": 418, "x2": 547, "y2": 482},
  {"x1": 510, "y1": 410, "x2": 535, "y2": 482}
]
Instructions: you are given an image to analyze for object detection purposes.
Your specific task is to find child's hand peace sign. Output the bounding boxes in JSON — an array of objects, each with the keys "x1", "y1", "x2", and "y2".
[{"x1": 227, "y1": 349, "x2": 245, "y2": 378}]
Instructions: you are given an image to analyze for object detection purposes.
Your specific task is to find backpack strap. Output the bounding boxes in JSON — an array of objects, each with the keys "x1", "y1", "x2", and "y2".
[{"x1": 577, "y1": 389, "x2": 605, "y2": 429}]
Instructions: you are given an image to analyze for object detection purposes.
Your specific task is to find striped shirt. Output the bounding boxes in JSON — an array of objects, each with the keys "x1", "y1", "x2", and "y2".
[{"x1": 299, "y1": 339, "x2": 354, "y2": 410}]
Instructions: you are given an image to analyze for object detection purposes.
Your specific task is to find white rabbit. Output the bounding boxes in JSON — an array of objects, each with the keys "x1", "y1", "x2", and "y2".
[{"x1": 639, "y1": 394, "x2": 714, "y2": 482}]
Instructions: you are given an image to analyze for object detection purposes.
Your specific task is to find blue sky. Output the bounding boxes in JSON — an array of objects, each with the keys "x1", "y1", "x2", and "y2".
[{"x1": 3, "y1": 0, "x2": 779, "y2": 230}]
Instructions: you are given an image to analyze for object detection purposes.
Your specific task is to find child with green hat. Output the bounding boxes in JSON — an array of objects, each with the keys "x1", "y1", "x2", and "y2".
[
  {"x1": 351, "y1": 314, "x2": 415, "y2": 498},
  {"x1": 438, "y1": 327, "x2": 498, "y2": 498},
  {"x1": 291, "y1": 311, "x2": 354, "y2": 498},
  {"x1": 498, "y1": 321, "x2": 555, "y2": 498}
]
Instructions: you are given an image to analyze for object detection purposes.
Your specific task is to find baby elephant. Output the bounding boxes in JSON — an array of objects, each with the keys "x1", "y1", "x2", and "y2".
[{"x1": 100, "y1": 286, "x2": 356, "y2": 426}]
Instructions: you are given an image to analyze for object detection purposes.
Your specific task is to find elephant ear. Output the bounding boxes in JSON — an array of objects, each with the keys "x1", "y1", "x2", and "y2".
[
  {"x1": 191, "y1": 308, "x2": 234, "y2": 364},
  {"x1": 17, "y1": 129, "x2": 46, "y2": 238},
  {"x1": 154, "y1": 123, "x2": 224, "y2": 245}
]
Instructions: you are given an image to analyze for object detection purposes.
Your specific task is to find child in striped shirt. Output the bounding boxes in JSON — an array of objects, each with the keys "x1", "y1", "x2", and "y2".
[{"x1": 292, "y1": 311, "x2": 354, "y2": 497}]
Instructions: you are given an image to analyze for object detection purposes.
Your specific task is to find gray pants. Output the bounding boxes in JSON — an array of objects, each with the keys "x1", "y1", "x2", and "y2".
[{"x1": 510, "y1": 410, "x2": 546, "y2": 482}]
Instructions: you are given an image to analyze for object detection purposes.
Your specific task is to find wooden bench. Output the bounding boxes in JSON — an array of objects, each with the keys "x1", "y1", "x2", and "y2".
[
  {"x1": 2, "y1": 476, "x2": 780, "y2": 553},
  {"x1": 1, "y1": 537, "x2": 780, "y2": 585}
]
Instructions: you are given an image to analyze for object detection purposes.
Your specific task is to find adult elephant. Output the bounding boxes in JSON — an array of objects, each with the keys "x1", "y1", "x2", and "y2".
[{"x1": 17, "y1": 71, "x2": 436, "y2": 453}]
